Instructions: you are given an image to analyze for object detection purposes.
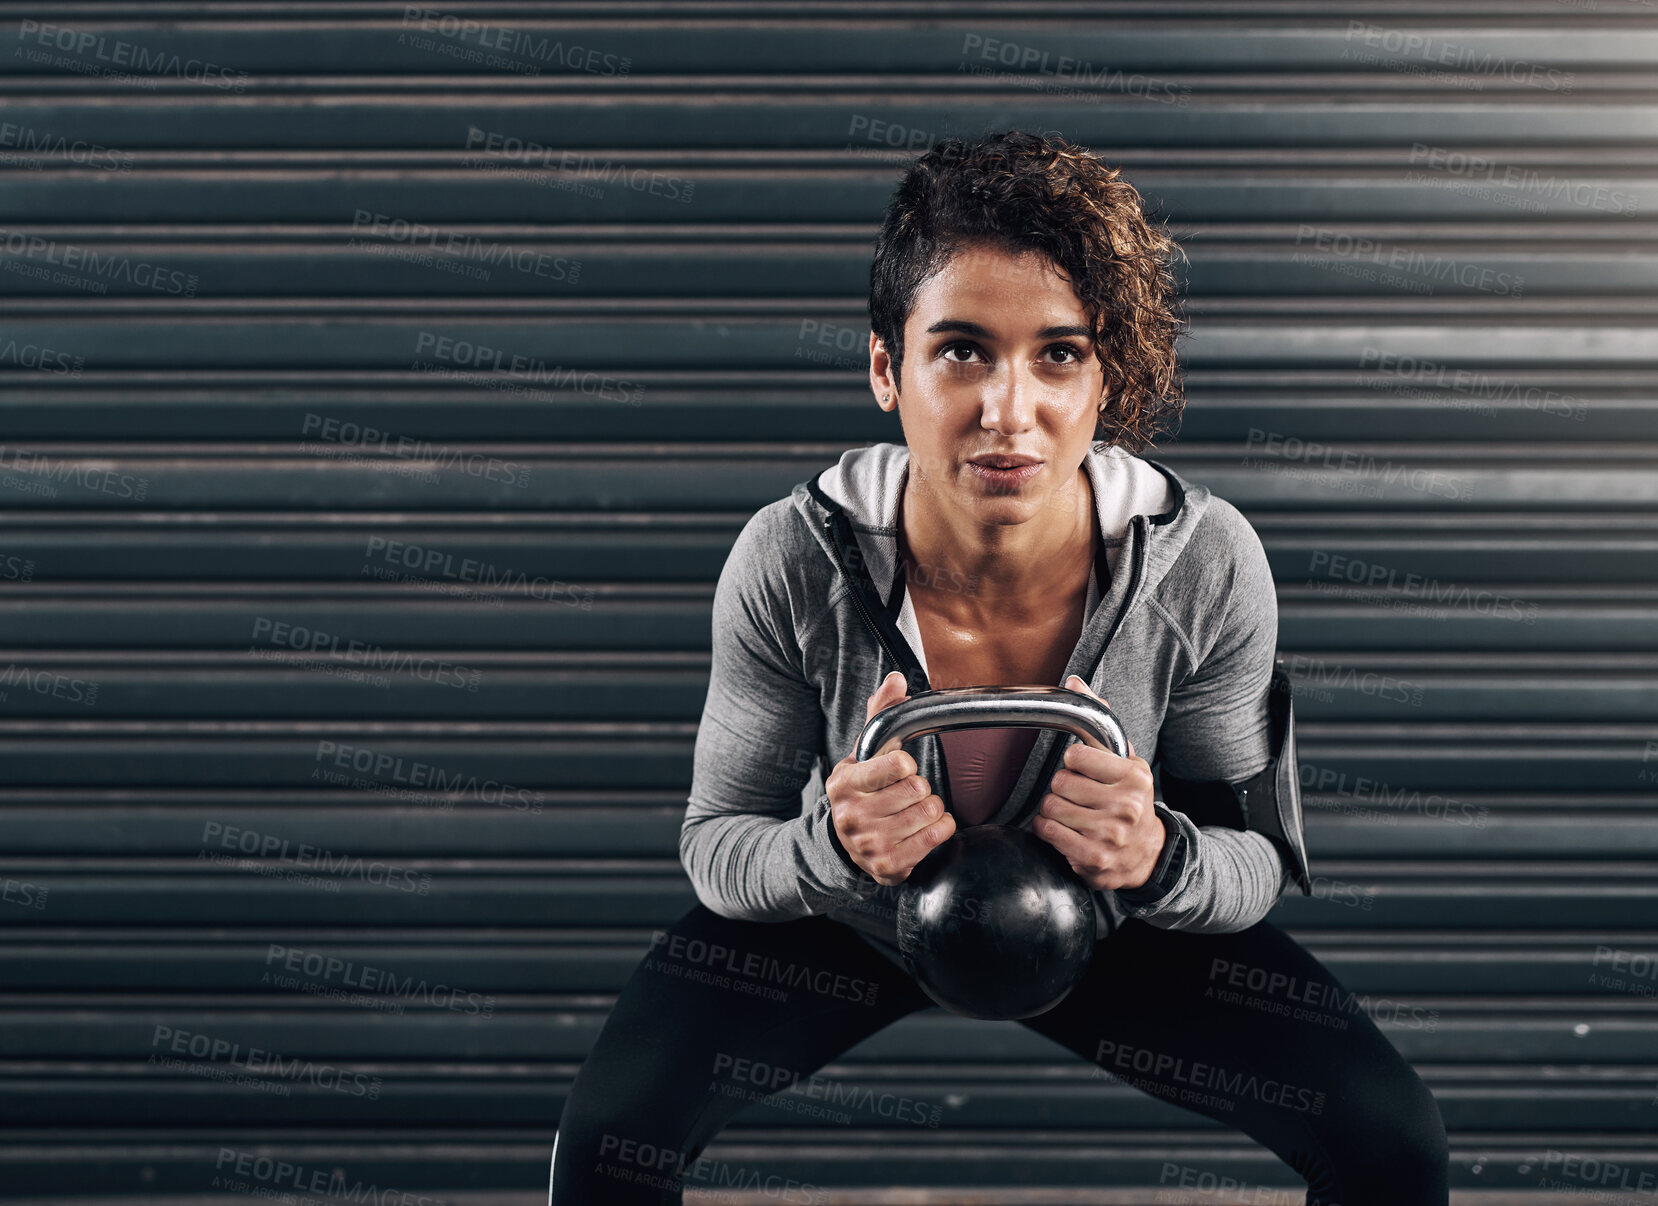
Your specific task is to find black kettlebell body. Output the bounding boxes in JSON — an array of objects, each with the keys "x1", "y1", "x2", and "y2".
[{"x1": 896, "y1": 823, "x2": 1096, "y2": 1020}]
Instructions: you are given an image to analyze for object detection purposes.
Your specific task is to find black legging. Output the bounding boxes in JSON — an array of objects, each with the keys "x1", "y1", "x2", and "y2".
[{"x1": 549, "y1": 903, "x2": 1448, "y2": 1205}]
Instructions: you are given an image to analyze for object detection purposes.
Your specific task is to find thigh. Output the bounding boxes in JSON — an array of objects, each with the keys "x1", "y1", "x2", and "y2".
[
  {"x1": 1021, "y1": 917, "x2": 1448, "y2": 1206},
  {"x1": 550, "y1": 903, "x2": 935, "y2": 1206}
]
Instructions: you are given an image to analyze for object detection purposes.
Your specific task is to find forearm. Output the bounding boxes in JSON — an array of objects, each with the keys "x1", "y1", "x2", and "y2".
[
  {"x1": 1117, "y1": 810, "x2": 1288, "y2": 934},
  {"x1": 680, "y1": 790, "x2": 880, "y2": 923}
]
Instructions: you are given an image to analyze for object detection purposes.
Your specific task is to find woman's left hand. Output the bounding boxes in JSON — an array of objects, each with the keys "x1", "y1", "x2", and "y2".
[{"x1": 1032, "y1": 674, "x2": 1165, "y2": 892}]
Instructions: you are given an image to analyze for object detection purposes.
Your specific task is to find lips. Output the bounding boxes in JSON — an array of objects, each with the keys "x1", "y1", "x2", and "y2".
[
  {"x1": 967, "y1": 460, "x2": 1044, "y2": 487},
  {"x1": 968, "y1": 454, "x2": 1042, "y2": 469}
]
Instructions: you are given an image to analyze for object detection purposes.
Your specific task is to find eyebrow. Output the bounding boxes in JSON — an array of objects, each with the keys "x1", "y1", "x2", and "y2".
[{"x1": 925, "y1": 319, "x2": 1094, "y2": 341}]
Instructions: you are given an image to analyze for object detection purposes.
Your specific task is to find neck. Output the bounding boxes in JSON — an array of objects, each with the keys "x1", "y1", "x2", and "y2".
[{"x1": 898, "y1": 463, "x2": 1096, "y2": 620}]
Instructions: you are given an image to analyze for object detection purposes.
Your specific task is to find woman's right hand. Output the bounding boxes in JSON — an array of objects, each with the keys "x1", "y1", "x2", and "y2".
[{"x1": 826, "y1": 670, "x2": 957, "y2": 886}]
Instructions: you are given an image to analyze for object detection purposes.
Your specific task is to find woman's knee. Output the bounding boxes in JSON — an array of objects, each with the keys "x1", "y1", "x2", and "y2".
[
  {"x1": 1323, "y1": 1070, "x2": 1449, "y2": 1201},
  {"x1": 551, "y1": 1077, "x2": 705, "y2": 1204},
  {"x1": 557, "y1": 1038, "x2": 702, "y2": 1153}
]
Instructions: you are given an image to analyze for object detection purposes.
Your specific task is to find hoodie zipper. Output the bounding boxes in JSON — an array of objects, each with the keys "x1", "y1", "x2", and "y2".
[
  {"x1": 817, "y1": 510, "x2": 958, "y2": 815},
  {"x1": 820, "y1": 513, "x2": 918, "y2": 691}
]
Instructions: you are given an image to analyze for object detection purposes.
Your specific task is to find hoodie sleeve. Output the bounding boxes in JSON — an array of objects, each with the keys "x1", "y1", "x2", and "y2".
[
  {"x1": 680, "y1": 508, "x2": 883, "y2": 922},
  {"x1": 1117, "y1": 501, "x2": 1292, "y2": 934}
]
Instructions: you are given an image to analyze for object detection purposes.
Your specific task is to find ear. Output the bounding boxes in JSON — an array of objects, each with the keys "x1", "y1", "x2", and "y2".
[{"x1": 869, "y1": 332, "x2": 898, "y2": 411}]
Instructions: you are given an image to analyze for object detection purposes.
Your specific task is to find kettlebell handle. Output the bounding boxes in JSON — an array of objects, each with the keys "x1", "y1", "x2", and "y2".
[{"x1": 855, "y1": 685, "x2": 1129, "y2": 764}]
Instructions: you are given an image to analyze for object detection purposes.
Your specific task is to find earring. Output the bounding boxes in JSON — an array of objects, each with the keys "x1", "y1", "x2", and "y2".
[{"x1": 882, "y1": 394, "x2": 890, "y2": 403}]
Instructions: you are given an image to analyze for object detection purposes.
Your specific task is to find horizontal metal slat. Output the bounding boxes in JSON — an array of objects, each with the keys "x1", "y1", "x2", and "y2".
[
  {"x1": 1, "y1": 861, "x2": 1658, "y2": 928},
  {"x1": 1, "y1": 1000, "x2": 1655, "y2": 1064},
  {"x1": 0, "y1": 934, "x2": 1650, "y2": 995},
  {"x1": 8, "y1": 230, "x2": 1658, "y2": 299},
  {"x1": 0, "y1": 793, "x2": 1650, "y2": 855},
  {"x1": 11, "y1": 95, "x2": 1658, "y2": 152},
  {"x1": 0, "y1": 444, "x2": 1652, "y2": 509},
  {"x1": 0, "y1": 724, "x2": 1642, "y2": 790},
  {"x1": 0, "y1": 1065, "x2": 1655, "y2": 1132},
  {"x1": 7, "y1": 159, "x2": 1655, "y2": 226},
  {"x1": 0, "y1": 653, "x2": 1652, "y2": 716},
  {"x1": 3, "y1": 21, "x2": 1653, "y2": 77},
  {"x1": 0, "y1": 375, "x2": 1654, "y2": 441},
  {"x1": 0, "y1": 510, "x2": 1656, "y2": 584},
  {"x1": 0, "y1": 1126, "x2": 1616, "y2": 1200},
  {"x1": 11, "y1": 312, "x2": 1658, "y2": 381}
]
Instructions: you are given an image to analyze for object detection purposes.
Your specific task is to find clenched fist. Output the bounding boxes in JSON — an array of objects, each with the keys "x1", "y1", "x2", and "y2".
[{"x1": 825, "y1": 670, "x2": 957, "y2": 886}]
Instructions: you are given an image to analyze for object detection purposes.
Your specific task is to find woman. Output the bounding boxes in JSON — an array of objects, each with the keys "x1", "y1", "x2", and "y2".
[{"x1": 549, "y1": 129, "x2": 1449, "y2": 1205}]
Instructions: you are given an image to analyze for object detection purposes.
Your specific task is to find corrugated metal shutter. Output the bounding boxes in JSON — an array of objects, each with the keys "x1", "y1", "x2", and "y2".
[{"x1": 2, "y1": 2, "x2": 1655, "y2": 1199}]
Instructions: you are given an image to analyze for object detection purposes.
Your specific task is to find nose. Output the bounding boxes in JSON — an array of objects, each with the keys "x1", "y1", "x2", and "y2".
[{"x1": 978, "y1": 366, "x2": 1038, "y2": 435}]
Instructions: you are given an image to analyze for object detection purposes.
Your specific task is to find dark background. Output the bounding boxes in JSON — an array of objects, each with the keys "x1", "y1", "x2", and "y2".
[{"x1": 1, "y1": 2, "x2": 1655, "y2": 1202}]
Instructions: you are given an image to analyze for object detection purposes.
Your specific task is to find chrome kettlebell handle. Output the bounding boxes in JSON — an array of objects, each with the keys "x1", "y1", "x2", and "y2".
[{"x1": 855, "y1": 685, "x2": 1129, "y2": 764}]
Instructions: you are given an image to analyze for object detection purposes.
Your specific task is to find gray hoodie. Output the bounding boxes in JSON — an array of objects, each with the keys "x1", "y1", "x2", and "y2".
[{"x1": 681, "y1": 441, "x2": 1293, "y2": 970}]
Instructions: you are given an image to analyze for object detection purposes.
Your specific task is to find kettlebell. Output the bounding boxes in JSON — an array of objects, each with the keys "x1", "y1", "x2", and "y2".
[{"x1": 853, "y1": 684, "x2": 1130, "y2": 1021}]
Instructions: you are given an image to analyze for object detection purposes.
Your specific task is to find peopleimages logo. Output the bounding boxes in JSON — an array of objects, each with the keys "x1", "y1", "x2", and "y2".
[
  {"x1": 200, "y1": 820, "x2": 432, "y2": 895},
  {"x1": 0, "y1": 339, "x2": 82, "y2": 375},
  {"x1": 1207, "y1": 957, "x2": 1440, "y2": 1031},
  {"x1": 250, "y1": 616, "x2": 482, "y2": 692},
  {"x1": 1308, "y1": 550, "x2": 1540, "y2": 625},
  {"x1": 461, "y1": 127, "x2": 693, "y2": 204},
  {"x1": 150, "y1": 1024, "x2": 383, "y2": 1098},
  {"x1": 412, "y1": 331, "x2": 645, "y2": 407},
  {"x1": 349, "y1": 210, "x2": 581, "y2": 284},
  {"x1": 0, "y1": 226, "x2": 199, "y2": 296},
  {"x1": 1292, "y1": 224, "x2": 1525, "y2": 296},
  {"x1": 710, "y1": 1052, "x2": 943, "y2": 1126},
  {"x1": 646, "y1": 931, "x2": 880, "y2": 1006},
  {"x1": 213, "y1": 1148, "x2": 450, "y2": 1206},
  {"x1": 311, "y1": 739, "x2": 545, "y2": 813},
  {"x1": 1244, "y1": 428, "x2": 1475, "y2": 501},
  {"x1": 263, "y1": 943, "x2": 495, "y2": 1017},
  {"x1": 16, "y1": 19, "x2": 250, "y2": 90},
  {"x1": 0, "y1": 121, "x2": 132, "y2": 171},
  {"x1": 1094, "y1": 1038, "x2": 1327, "y2": 1115},
  {"x1": 401, "y1": 7, "x2": 631, "y2": 76}
]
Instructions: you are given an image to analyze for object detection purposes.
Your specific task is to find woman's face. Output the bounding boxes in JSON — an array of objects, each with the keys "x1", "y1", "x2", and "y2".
[{"x1": 872, "y1": 241, "x2": 1106, "y2": 527}]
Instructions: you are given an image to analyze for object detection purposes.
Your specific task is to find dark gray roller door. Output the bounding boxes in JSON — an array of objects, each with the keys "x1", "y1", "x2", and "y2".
[{"x1": 1, "y1": 2, "x2": 1656, "y2": 1199}]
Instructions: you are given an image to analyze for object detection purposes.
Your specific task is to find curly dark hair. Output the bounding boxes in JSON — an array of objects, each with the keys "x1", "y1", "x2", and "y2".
[{"x1": 868, "y1": 129, "x2": 1188, "y2": 454}]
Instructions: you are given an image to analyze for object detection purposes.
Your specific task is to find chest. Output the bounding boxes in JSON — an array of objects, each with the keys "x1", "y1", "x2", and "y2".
[{"x1": 911, "y1": 589, "x2": 1089, "y2": 691}]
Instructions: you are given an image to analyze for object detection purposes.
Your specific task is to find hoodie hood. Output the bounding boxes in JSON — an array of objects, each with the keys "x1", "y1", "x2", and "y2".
[{"x1": 794, "y1": 441, "x2": 1210, "y2": 637}]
